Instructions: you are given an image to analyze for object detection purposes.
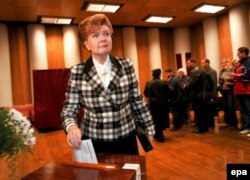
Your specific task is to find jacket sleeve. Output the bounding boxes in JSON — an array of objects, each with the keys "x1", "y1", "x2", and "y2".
[
  {"x1": 125, "y1": 59, "x2": 155, "y2": 135},
  {"x1": 60, "y1": 65, "x2": 82, "y2": 133}
]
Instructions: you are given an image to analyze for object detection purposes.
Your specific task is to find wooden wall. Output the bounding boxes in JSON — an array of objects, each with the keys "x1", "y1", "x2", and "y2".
[
  {"x1": 8, "y1": 25, "x2": 32, "y2": 105},
  {"x1": 45, "y1": 26, "x2": 65, "y2": 69},
  {"x1": 111, "y1": 28, "x2": 124, "y2": 58},
  {"x1": 6, "y1": 13, "x2": 232, "y2": 105},
  {"x1": 159, "y1": 29, "x2": 175, "y2": 79},
  {"x1": 217, "y1": 13, "x2": 233, "y2": 62},
  {"x1": 190, "y1": 24, "x2": 206, "y2": 67},
  {"x1": 135, "y1": 28, "x2": 151, "y2": 93}
]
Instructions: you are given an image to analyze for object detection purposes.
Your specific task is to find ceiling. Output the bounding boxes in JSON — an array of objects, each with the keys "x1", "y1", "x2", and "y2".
[{"x1": 0, "y1": 0, "x2": 249, "y2": 28}]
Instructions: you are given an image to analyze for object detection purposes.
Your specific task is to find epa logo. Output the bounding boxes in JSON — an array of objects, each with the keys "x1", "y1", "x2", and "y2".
[
  {"x1": 227, "y1": 164, "x2": 250, "y2": 179},
  {"x1": 231, "y1": 170, "x2": 248, "y2": 177}
]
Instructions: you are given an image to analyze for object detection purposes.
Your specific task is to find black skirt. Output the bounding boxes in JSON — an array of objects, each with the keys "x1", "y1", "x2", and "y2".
[{"x1": 82, "y1": 131, "x2": 139, "y2": 155}]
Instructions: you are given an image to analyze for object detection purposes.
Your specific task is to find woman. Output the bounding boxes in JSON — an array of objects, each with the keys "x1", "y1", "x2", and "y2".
[
  {"x1": 61, "y1": 14, "x2": 154, "y2": 155},
  {"x1": 177, "y1": 68, "x2": 190, "y2": 124},
  {"x1": 219, "y1": 58, "x2": 237, "y2": 128}
]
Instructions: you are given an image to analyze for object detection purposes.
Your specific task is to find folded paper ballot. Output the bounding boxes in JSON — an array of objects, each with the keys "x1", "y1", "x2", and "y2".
[
  {"x1": 73, "y1": 139, "x2": 98, "y2": 164},
  {"x1": 122, "y1": 163, "x2": 141, "y2": 180}
]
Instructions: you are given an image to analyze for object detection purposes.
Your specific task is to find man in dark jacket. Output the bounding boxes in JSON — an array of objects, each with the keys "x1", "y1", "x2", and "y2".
[
  {"x1": 186, "y1": 58, "x2": 214, "y2": 133},
  {"x1": 165, "y1": 68, "x2": 183, "y2": 131},
  {"x1": 144, "y1": 69, "x2": 170, "y2": 142},
  {"x1": 200, "y1": 59, "x2": 218, "y2": 127}
]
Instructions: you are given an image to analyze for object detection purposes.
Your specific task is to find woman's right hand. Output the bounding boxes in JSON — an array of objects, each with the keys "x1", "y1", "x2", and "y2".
[{"x1": 67, "y1": 125, "x2": 82, "y2": 149}]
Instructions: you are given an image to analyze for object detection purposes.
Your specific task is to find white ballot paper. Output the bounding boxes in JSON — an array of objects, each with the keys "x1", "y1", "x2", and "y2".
[
  {"x1": 74, "y1": 139, "x2": 98, "y2": 164},
  {"x1": 122, "y1": 163, "x2": 141, "y2": 180}
]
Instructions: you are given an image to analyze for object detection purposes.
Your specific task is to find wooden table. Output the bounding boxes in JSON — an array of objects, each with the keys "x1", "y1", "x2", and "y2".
[{"x1": 22, "y1": 152, "x2": 146, "y2": 180}]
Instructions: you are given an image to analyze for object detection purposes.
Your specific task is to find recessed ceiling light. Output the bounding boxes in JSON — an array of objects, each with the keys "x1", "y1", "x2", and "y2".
[
  {"x1": 193, "y1": 4, "x2": 226, "y2": 14},
  {"x1": 85, "y1": 3, "x2": 121, "y2": 13},
  {"x1": 87, "y1": 4, "x2": 105, "y2": 12},
  {"x1": 102, "y1": 5, "x2": 121, "y2": 13},
  {"x1": 145, "y1": 16, "x2": 173, "y2": 23},
  {"x1": 41, "y1": 17, "x2": 72, "y2": 24}
]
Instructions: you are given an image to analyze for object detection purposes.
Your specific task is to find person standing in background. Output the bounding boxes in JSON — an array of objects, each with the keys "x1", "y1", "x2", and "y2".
[
  {"x1": 165, "y1": 68, "x2": 183, "y2": 131},
  {"x1": 61, "y1": 13, "x2": 155, "y2": 155},
  {"x1": 144, "y1": 69, "x2": 170, "y2": 142},
  {"x1": 219, "y1": 58, "x2": 237, "y2": 129},
  {"x1": 231, "y1": 58, "x2": 242, "y2": 126},
  {"x1": 231, "y1": 59, "x2": 240, "y2": 71},
  {"x1": 232, "y1": 47, "x2": 250, "y2": 136},
  {"x1": 186, "y1": 59, "x2": 209, "y2": 133},
  {"x1": 177, "y1": 68, "x2": 190, "y2": 125},
  {"x1": 200, "y1": 59, "x2": 218, "y2": 128}
]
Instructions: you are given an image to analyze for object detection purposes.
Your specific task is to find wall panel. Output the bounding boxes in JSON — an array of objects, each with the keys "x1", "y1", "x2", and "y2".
[
  {"x1": 8, "y1": 25, "x2": 31, "y2": 105},
  {"x1": 217, "y1": 13, "x2": 233, "y2": 61},
  {"x1": 147, "y1": 28, "x2": 162, "y2": 71},
  {"x1": 45, "y1": 26, "x2": 65, "y2": 69},
  {"x1": 190, "y1": 24, "x2": 205, "y2": 66},
  {"x1": 203, "y1": 17, "x2": 220, "y2": 73},
  {"x1": 111, "y1": 28, "x2": 124, "y2": 58},
  {"x1": 173, "y1": 27, "x2": 191, "y2": 72},
  {"x1": 122, "y1": 27, "x2": 139, "y2": 88},
  {"x1": 229, "y1": 4, "x2": 250, "y2": 57},
  {"x1": 135, "y1": 28, "x2": 151, "y2": 94},
  {"x1": 159, "y1": 29, "x2": 175, "y2": 79},
  {"x1": 63, "y1": 25, "x2": 81, "y2": 68},
  {"x1": 0, "y1": 24, "x2": 13, "y2": 106}
]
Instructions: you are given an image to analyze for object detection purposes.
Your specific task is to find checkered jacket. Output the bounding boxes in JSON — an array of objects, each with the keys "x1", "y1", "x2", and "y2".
[{"x1": 61, "y1": 55, "x2": 154, "y2": 141}]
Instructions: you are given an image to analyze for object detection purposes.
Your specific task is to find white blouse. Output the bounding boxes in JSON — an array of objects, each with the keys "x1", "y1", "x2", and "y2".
[{"x1": 93, "y1": 56, "x2": 111, "y2": 89}]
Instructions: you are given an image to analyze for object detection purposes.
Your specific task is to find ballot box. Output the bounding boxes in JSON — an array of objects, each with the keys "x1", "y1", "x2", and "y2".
[{"x1": 22, "y1": 152, "x2": 146, "y2": 180}]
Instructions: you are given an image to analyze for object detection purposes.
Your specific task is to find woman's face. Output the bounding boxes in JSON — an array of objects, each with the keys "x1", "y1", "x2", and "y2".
[
  {"x1": 178, "y1": 71, "x2": 184, "y2": 77},
  {"x1": 84, "y1": 24, "x2": 112, "y2": 58}
]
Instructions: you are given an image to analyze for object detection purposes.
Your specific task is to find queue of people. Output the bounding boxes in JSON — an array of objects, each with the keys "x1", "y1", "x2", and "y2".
[{"x1": 144, "y1": 47, "x2": 250, "y2": 138}]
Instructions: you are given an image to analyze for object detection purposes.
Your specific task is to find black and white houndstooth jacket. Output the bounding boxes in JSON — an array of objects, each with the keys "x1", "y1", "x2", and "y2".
[{"x1": 61, "y1": 55, "x2": 154, "y2": 141}]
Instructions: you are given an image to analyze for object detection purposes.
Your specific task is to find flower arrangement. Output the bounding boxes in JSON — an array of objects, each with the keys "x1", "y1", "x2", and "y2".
[
  {"x1": 0, "y1": 107, "x2": 36, "y2": 158},
  {"x1": 0, "y1": 107, "x2": 36, "y2": 179}
]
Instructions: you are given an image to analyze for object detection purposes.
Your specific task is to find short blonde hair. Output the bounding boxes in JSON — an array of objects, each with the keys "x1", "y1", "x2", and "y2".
[
  {"x1": 78, "y1": 14, "x2": 113, "y2": 44},
  {"x1": 177, "y1": 68, "x2": 186, "y2": 75}
]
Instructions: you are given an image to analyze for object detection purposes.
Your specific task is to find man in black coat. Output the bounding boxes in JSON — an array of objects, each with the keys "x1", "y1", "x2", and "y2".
[
  {"x1": 186, "y1": 59, "x2": 214, "y2": 133},
  {"x1": 165, "y1": 68, "x2": 183, "y2": 131},
  {"x1": 144, "y1": 69, "x2": 170, "y2": 142}
]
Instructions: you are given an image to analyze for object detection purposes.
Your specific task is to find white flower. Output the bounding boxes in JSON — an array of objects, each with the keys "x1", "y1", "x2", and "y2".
[{"x1": 8, "y1": 108, "x2": 36, "y2": 146}]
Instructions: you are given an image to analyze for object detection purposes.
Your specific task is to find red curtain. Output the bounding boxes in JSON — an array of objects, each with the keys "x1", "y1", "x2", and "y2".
[{"x1": 33, "y1": 69, "x2": 70, "y2": 129}]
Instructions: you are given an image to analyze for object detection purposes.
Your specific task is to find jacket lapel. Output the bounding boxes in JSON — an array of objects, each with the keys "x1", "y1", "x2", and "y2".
[
  {"x1": 106, "y1": 55, "x2": 122, "y2": 93},
  {"x1": 82, "y1": 55, "x2": 123, "y2": 104},
  {"x1": 82, "y1": 57, "x2": 105, "y2": 97}
]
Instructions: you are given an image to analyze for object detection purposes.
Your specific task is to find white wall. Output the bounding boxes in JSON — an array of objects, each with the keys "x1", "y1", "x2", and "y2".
[
  {"x1": 229, "y1": 4, "x2": 250, "y2": 58},
  {"x1": 122, "y1": 27, "x2": 139, "y2": 80},
  {"x1": 27, "y1": 24, "x2": 48, "y2": 100},
  {"x1": 173, "y1": 27, "x2": 191, "y2": 73},
  {"x1": 63, "y1": 25, "x2": 81, "y2": 68},
  {"x1": 203, "y1": 17, "x2": 220, "y2": 76},
  {"x1": 0, "y1": 23, "x2": 13, "y2": 106},
  {"x1": 147, "y1": 28, "x2": 162, "y2": 71}
]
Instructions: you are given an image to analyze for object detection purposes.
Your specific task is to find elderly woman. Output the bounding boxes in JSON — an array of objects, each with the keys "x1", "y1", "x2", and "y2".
[
  {"x1": 61, "y1": 14, "x2": 154, "y2": 155},
  {"x1": 177, "y1": 68, "x2": 190, "y2": 124}
]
